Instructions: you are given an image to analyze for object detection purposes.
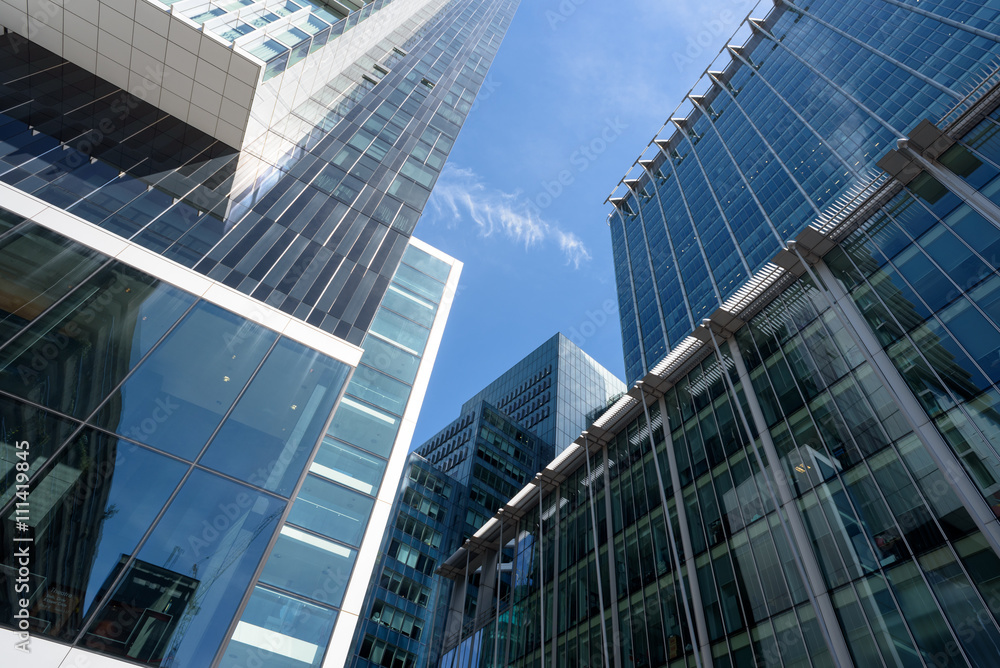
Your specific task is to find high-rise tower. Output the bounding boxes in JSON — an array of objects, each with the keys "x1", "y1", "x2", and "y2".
[
  {"x1": 0, "y1": 0, "x2": 520, "y2": 666},
  {"x1": 440, "y1": 3, "x2": 1000, "y2": 668}
]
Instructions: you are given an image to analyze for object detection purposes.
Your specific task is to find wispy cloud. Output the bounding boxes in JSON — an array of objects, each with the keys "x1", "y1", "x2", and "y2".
[{"x1": 429, "y1": 165, "x2": 592, "y2": 269}]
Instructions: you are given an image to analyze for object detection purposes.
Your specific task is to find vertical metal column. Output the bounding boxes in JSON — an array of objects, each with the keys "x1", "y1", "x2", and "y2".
[
  {"x1": 798, "y1": 250, "x2": 1000, "y2": 557},
  {"x1": 637, "y1": 383, "x2": 709, "y2": 668},
  {"x1": 493, "y1": 516, "x2": 503, "y2": 668},
  {"x1": 583, "y1": 433, "x2": 612, "y2": 667},
  {"x1": 705, "y1": 329, "x2": 852, "y2": 668},
  {"x1": 502, "y1": 518, "x2": 519, "y2": 667},
  {"x1": 897, "y1": 142, "x2": 1000, "y2": 231},
  {"x1": 601, "y1": 444, "x2": 625, "y2": 668},
  {"x1": 538, "y1": 482, "x2": 546, "y2": 666}
]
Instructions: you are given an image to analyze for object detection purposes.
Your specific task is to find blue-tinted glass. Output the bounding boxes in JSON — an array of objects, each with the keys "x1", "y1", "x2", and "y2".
[
  {"x1": 401, "y1": 246, "x2": 451, "y2": 282},
  {"x1": 391, "y1": 263, "x2": 445, "y2": 302},
  {"x1": 0, "y1": 430, "x2": 186, "y2": 641},
  {"x1": 0, "y1": 222, "x2": 107, "y2": 344},
  {"x1": 369, "y1": 309, "x2": 430, "y2": 354},
  {"x1": 0, "y1": 397, "x2": 81, "y2": 500},
  {"x1": 0, "y1": 264, "x2": 195, "y2": 418},
  {"x1": 380, "y1": 284, "x2": 436, "y2": 327},
  {"x1": 326, "y1": 396, "x2": 400, "y2": 457},
  {"x1": 287, "y1": 474, "x2": 374, "y2": 547},
  {"x1": 81, "y1": 469, "x2": 285, "y2": 668},
  {"x1": 344, "y1": 364, "x2": 410, "y2": 416},
  {"x1": 310, "y1": 436, "x2": 387, "y2": 495},
  {"x1": 200, "y1": 337, "x2": 350, "y2": 496},
  {"x1": 359, "y1": 335, "x2": 420, "y2": 384},
  {"x1": 218, "y1": 586, "x2": 337, "y2": 668},
  {"x1": 91, "y1": 301, "x2": 276, "y2": 459},
  {"x1": 258, "y1": 526, "x2": 356, "y2": 606}
]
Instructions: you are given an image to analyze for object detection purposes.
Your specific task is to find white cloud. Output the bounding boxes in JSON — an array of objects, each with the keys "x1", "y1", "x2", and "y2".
[{"x1": 428, "y1": 164, "x2": 592, "y2": 269}]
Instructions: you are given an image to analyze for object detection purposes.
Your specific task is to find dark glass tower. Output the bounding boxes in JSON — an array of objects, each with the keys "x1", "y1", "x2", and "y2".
[
  {"x1": 349, "y1": 334, "x2": 624, "y2": 668},
  {"x1": 440, "y1": 3, "x2": 1000, "y2": 668},
  {"x1": 0, "y1": 1, "x2": 519, "y2": 666}
]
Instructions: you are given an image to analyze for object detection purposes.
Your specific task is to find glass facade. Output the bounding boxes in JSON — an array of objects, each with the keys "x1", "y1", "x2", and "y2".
[
  {"x1": 441, "y1": 3, "x2": 1000, "y2": 668},
  {"x1": 611, "y1": 0, "x2": 1000, "y2": 384},
  {"x1": 350, "y1": 338, "x2": 624, "y2": 668},
  {"x1": 0, "y1": 0, "x2": 518, "y2": 344},
  {"x1": 0, "y1": 208, "x2": 350, "y2": 667}
]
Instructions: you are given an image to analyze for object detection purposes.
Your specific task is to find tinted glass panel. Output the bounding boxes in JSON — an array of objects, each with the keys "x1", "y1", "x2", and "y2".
[
  {"x1": 369, "y1": 310, "x2": 429, "y2": 354},
  {"x1": 0, "y1": 397, "x2": 81, "y2": 503},
  {"x1": 380, "y1": 284, "x2": 436, "y2": 328},
  {"x1": 0, "y1": 430, "x2": 186, "y2": 642},
  {"x1": 325, "y1": 396, "x2": 399, "y2": 457},
  {"x1": 310, "y1": 437, "x2": 387, "y2": 495},
  {"x1": 400, "y1": 246, "x2": 450, "y2": 282},
  {"x1": 218, "y1": 586, "x2": 337, "y2": 668},
  {"x1": 0, "y1": 223, "x2": 106, "y2": 344},
  {"x1": 91, "y1": 301, "x2": 276, "y2": 459},
  {"x1": 287, "y1": 474, "x2": 374, "y2": 547},
  {"x1": 344, "y1": 364, "x2": 410, "y2": 416},
  {"x1": 81, "y1": 469, "x2": 285, "y2": 668},
  {"x1": 358, "y1": 335, "x2": 420, "y2": 384},
  {"x1": 258, "y1": 526, "x2": 356, "y2": 606},
  {"x1": 391, "y1": 263, "x2": 445, "y2": 302},
  {"x1": 201, "y1": 337, "x2": 349, "y2": 496},
  {"x1": 0, "y1": 264, "x2": 195, "y2": 418}
]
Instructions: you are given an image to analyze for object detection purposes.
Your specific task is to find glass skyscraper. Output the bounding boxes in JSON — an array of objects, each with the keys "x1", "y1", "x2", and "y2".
[
  {"x1": 349, "y1": 334, "x2": 624, "y2": 668},
  {"x1": 0, "y1": 0, "x2": 519, "y2": 666},
  {"x1": 440, "y1": 2, "x2": 1000, "y2": 668}
]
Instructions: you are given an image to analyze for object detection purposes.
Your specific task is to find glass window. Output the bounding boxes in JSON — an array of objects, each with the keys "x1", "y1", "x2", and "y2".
[
  {"x1": 344, "y1": 364, "x2": 410, "y2": 416},
  {"x1": 0, "y1": 263, "x2": 195, "y2": 419},
  {"x1": 200, "y1": 337, "x2": 349, "y2": 496},
  {"x1": 310, "y1": 437, "x2": 386, "y2": 495},
  {"x1": 0, "y1": 430, "x2": 186, "y2": 642},
  {"x1": 326, "y1": 396, "x2": 399, "y2": 457},
  {"x1": 80, "y1": 469, "x2": 286, "y2": 668},
  {"x1": 391, "y1": 263, "x2": 445, "y2": 303},
  {"x1": 380, "y1": 284, "x2": 436, "y2": 328},
  {"x1": 91, "y1": 301, "x2": 276, "y2": 460},
  {"x1": 0, "y1": 223, "x2": 107, "y2": 344},
  {"x1": 369, "y1": 309, "x2": 430, "y2": 354},
  {"x1": 359, "y1": 335, "x2": 420, "y2": 384},
  {"x1": 219, "y1": 586, "x2": 337, "y2": 668},
  {"x1": 0, "y1": 398, "x2": 81, "y2": 505},
  {"x1": 258, "y1": 526, "x2": 356, "y2": 607},
  {"x1": 287, "y1": 474, "x2": 374, "y2": 547}
]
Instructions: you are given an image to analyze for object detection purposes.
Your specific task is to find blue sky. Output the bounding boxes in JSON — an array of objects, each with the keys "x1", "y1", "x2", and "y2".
[{"x1": 410, "y1": 0, "x2": 762, "y2": 445}]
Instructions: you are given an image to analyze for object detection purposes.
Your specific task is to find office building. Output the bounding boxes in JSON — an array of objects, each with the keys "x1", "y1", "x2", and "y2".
[
  {"x1": 441, "y1": 2, "x2": 1000, "y2": 667},
  {"x1": 350, "y1": 334, "x2": 624, "y2": 668},
  {"x1": 0, "y1": 0, "x2": 519, "y2": 666}
]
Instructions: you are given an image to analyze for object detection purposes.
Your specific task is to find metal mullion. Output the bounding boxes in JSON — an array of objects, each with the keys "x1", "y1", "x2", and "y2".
[
  {"x1": 659, "y1": 152, "x2": 724, "y2": 305},
  {"x1": 674, "y1": 128, "x2": 753, "y2": 278},
  {"x1": 641, "y1": 165, "x2": 697, "y2": 333},
  {"x1": 874, "y1": 0, "x2": 1000, "y2": 44},
  {"x1": 71, "y1": 333, "x2": 283, "y2": 647},
  {"x1": 783, "y1": 0, "x2": 963, "y2": 100},
  {"x1": 583, "y1": 434, "x2": 612, "y2": 667},
  {"x1": 614, "y1": 208, "x2": 650, "y2": 377},
  {"x1": 629, "y1": 188, "x2": 672, "y2": 359}
]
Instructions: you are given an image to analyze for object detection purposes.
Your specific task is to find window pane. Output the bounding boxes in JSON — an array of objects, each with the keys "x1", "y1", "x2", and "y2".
[
  {"x1": 0, "y1": 429, "x2": 186, "y2": 642},
  {"x1": 344, "y1": 364, "x2": 410, "y2": 416},
  {"x1": 200, "y1": 338, "x2": 350, "y2": 496},
  {"x1": 81, "y1": 469, "x2": 285, "y2": 668},
  {"x1": 287, "y1": 474, "x2": 374, "y2": 547},
  {"x1": 326, "y1": 396, "x2": 399, "y2": 457},
  {"x1": 258, "y1": 526, "x2": 356, "y2": 607},
  {"x1": 0, "y1": 263, "x2": 195, "y2": 419},
  {"x1": 401, "y1": 245, "x2": 450, "y2": 282},
  {"x1": 380, "y1": 284, "x2": 436, "y2": 328},
  {"x1": 359, "y1": 335, "x2": 420, "y2": 384},
  {"x1": 369, "y1": 309, "x2": 430, "y2": 354},
  {"x1": 0, "y1": 223, "x2": 106, "y2": 344},
  {"x1": 391, "y1": 263, "x2": 445, "y2": 303},
  {"x1": 0, "y1": 397, "x2": 81, "y2": 504},
  {"x1": 310, "y1": 437, "x2": 386, "y2": 495},
  {"x1": 91, "y1": 301, "x2": 276, "y2": 459},
  {"x1": 219, "y1": 586, "x2": 337, "y2": 668}
]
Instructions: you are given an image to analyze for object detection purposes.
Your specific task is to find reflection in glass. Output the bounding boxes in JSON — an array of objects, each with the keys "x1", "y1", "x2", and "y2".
[
  {"x1": 0, "y1": 264, "x2": 195, "y2": 419},
  {"x1": 218, "y1": 586, "x2": 337, "y2": 668},
  {"x1": 259, "y1": 526, "x2": 356, "y2": 606},
  {"x1": 326, "y1": 396, "x2": 399, "y2": 457},
  {"x1": 0, "y1": 429, "x2": 186, "y2": 642},
  {"x1": 310, "y1": 437, "x2": 387, "y2": 495},
  {"x1": 200, "y1": 337, "x2": 349, "y2": 496},
  {"x1": 287, "y1": 474, "x2": 374, "y2": 547},
  {"x1": 91, "y1": 301, "x2": 276, "y2": 460},
  {"x1": 81, "y1": 469, "x2": 286, "y2": 668}
]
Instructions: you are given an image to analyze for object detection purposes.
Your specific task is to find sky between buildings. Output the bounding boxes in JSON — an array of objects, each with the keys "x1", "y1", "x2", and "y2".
[{"x1": 410, "y1": 0, "x2": 763, "y2": 446}]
